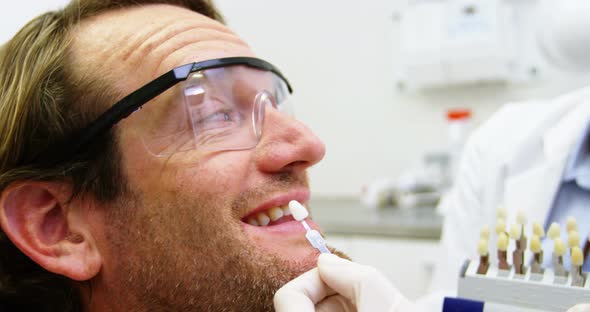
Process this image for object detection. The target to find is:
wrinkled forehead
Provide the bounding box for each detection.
[68,4,255,100]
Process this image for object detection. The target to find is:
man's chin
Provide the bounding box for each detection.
[260,243,320,272]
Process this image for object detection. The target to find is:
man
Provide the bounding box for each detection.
[1,0,421,310]
[0,0,332,310]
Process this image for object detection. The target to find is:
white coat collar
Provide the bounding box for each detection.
[504,91,590,226]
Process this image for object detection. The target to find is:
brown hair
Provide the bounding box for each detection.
[0,1,224,310]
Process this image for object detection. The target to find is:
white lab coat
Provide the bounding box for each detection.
[422,86,590,310]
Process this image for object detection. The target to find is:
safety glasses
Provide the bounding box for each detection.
[45,57,293,163]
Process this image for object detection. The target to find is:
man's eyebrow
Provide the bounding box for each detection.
[145,82,185,120]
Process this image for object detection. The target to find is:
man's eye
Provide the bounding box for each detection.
[204,110,233,122]
[195,109,242,128]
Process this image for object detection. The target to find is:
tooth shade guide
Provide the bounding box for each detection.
[509,224,522,239]
[547,222,561,240]
[497,233,509,251]
[571,246,585,287]
[572,246,584,266]
[476,237,490,274]
[458,260,590,310]
[554,238,566,256]
[532,222,545,238]
[530,235,542,253]
[512,250,525,274]
[568,231,581,248]
[477,239,488,256]
[566,216,578,233]
[530,236,544,275]
[477,252,490,275]
[495,219,507,235]
[465,220,590,303]
[496,232,510,271]
[550,236,568,279]
[497,250,510,271]
[511,226,526,275]
[571,247,585,287]
[289,200,309,221]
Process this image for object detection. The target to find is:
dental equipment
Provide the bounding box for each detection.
[446,217,590,312]
[288,200,331,254]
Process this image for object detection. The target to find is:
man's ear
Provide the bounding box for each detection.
[0,182,102,281]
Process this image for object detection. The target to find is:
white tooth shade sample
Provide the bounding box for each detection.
[289,200,309,221]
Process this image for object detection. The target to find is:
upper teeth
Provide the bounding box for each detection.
[247,206,291,226]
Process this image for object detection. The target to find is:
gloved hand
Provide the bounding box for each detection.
[274,253,414,312]
[568,304,590,312]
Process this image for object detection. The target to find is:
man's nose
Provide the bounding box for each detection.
[254,109,326,174]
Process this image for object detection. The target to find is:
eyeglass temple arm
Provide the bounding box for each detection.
[41,65,191,166]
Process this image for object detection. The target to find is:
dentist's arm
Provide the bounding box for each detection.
[274,254,414,312]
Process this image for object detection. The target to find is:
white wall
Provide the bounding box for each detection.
[214,0,590,196]
[4,0,590,197]
[0,1,69,43]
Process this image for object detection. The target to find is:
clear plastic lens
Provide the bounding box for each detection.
[137,65,292,156]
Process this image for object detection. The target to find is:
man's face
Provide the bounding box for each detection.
[72,4,327,311]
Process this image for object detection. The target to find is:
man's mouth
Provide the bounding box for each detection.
[241,205,295,227]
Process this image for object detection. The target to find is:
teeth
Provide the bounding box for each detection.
[256,213,270,226]
[247,218,259,226]
[282,205,291,216]
[245,204,295,226]
[268,207,284,221]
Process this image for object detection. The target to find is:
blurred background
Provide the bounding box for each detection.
[4,0,590,300]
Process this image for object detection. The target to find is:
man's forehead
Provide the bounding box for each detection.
[69,4,253,94]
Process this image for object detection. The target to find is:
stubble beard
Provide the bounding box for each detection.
[102,179,318,311]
